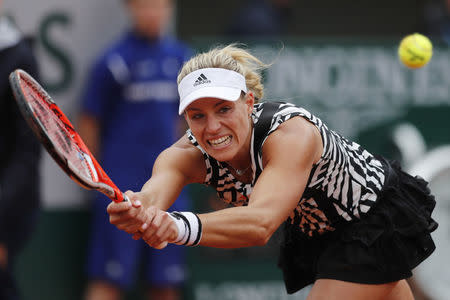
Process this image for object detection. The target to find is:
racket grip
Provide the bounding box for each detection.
[122,193,130,202]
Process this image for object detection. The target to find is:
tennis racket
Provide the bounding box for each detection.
[9,69,128,203]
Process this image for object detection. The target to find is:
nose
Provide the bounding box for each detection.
[205,115,221,133]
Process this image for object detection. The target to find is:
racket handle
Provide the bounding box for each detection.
[122,193,129,202]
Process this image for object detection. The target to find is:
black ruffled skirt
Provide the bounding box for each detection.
[277,159,438,294]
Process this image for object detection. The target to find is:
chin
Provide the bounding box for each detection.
[206,148,236,163]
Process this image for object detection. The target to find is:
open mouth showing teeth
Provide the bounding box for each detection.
[208,135,232,147]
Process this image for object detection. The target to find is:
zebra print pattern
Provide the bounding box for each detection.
[187,133,253,207]
[187,101,386,236]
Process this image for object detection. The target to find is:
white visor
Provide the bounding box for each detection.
[178,68,247,115]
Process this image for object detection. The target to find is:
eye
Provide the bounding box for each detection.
[190,113,204,120]
[218,106,231,114]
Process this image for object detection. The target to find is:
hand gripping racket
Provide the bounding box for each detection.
[9,69,129,203]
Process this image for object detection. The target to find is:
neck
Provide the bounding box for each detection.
[227,162,251,176]
[226,151,252,176]
[229,118,254,175]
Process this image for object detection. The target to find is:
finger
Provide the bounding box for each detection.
[153,241,168,250]
[142,211,162,241]
[109,210,131,225]
[107,200,132,214]
[134,205,150,228]
[109,206,141,223]
[118,203,147,224]
[144,213,175,246]
[118,209,146,234]
[139,206,157,232]
[164,215,179,243]
[109,210,142,233]
[124,190,134,198]
[152,220,174,245]
[132,232,142,240]
[140,222,148,231]
[124,190,142,208]
[132,199,142,208]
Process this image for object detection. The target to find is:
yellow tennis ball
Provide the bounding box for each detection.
[398,33,433,69]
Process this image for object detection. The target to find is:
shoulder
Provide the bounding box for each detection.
[254,101,305,117]
[254,101,314,134]
[172,134,202,154]
[262,111,323,167]
[256,101,326,135]
[162,134,206,184]
[266,115,321,148]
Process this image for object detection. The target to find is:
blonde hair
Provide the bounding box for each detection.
[177,44,269,101]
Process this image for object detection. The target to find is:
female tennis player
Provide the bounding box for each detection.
[107,44,438,299]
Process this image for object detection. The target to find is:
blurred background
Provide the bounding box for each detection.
[3,0,450,299]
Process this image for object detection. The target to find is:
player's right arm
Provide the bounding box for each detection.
[138,134,206,210]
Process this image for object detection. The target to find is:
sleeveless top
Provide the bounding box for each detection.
[187,101,386,237]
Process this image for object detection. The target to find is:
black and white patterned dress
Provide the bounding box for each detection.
[187,101,386,237]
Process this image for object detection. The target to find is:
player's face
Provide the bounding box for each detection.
[184,94,254,164]
[127,0,173,39]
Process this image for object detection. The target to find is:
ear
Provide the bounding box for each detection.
[244,92,255,114]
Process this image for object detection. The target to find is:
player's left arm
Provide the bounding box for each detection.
[138,117,323,249]
[195,117,323,248]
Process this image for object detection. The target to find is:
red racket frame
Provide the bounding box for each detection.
[9,69,126,202]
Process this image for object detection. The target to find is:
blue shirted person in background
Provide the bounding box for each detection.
[78,1,192,299]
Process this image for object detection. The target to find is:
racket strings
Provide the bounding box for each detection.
[32,97,72,154]
[21,78,97,182]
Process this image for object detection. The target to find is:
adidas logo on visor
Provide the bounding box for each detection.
[193,73,211,86]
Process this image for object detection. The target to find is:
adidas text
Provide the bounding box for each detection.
[193,73,211,86]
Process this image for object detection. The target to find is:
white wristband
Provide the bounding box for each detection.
[167,212,187,244]
[167,211,202,246]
